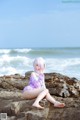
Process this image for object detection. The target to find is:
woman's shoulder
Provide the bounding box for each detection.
[31,71,44,77]
[31,72,38,77]
[31,71,36,76]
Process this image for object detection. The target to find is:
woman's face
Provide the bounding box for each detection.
[35,64,45,73]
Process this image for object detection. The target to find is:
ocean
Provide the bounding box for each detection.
[0,47,80,80]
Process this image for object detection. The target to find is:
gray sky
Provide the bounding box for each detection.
[0,0,80,48]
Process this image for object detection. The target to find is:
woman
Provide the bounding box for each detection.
[22,57,65,109]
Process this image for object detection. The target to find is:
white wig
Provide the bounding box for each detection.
[33,57,45,70]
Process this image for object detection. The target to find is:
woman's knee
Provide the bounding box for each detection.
[44,89,49,94]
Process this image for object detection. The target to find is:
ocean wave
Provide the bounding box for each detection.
[45,58,80,79]
[0,54,33,68]
[0,55,80,79]
[29,48,63,55]
[0,54,33,75]
[0,49,10,54]
[46,58,80,70]
[0,48,32,55]
[11,48,32,53]
[0,48,80,58]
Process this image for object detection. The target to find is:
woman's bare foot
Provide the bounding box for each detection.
[54,101,65,108]
[32,103,44,109]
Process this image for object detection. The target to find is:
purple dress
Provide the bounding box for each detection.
[23,72,46,92]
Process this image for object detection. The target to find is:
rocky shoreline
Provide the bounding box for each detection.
[0,72,80,120]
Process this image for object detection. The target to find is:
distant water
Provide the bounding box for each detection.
[0,47,80,80]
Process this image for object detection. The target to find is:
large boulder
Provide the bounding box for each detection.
[45,73,80,97]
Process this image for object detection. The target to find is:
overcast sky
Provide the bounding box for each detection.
[0,0,80,48]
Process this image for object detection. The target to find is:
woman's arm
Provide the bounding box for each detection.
[41,74,46,89]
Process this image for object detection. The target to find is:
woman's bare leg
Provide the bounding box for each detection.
[32,89,49,109]
[32,89,65,108]
[46,91,65,108]
[22,87,44,99]
[22,88,65,109]
[22,88,48,109]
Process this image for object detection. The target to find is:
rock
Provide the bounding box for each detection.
[25,71,32,79]
[26,108,49,120]
[0,72,80,97]
[0,91,22,99]
[0,96,80,120]
[11,99,50,115]
[0,72,80,120]
[0,75,28,90]
[45,73,80,97]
